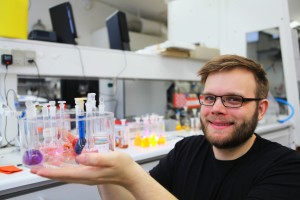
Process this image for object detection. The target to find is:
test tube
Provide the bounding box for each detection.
[49,101,57,141]
[75,100,86,155]
[58,101,66,132]
[41,103,51,146]
[85,101,96,151]
[58,100,75,154]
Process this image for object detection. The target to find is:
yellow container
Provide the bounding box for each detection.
[0,0,28,39]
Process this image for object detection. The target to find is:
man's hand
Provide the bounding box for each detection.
[31,151,178,200]
[31,151,138,186]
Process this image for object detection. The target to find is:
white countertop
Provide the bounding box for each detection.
[0,131,189,193]
[0,123,292,196]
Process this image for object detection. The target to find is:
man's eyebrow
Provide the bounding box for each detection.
[201,92,244,96]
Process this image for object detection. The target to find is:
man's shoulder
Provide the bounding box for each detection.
[255,134,300,162]
[256,134,295,151]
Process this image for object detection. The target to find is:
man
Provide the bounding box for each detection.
[32,55,300,200]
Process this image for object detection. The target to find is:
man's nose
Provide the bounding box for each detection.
[212,97,226,111]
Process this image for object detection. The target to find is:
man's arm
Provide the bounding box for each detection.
[98,175,177,200]
[98,184,135,200]
[31,152,177,200]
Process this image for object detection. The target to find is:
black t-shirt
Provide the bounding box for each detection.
[149,134,300,200]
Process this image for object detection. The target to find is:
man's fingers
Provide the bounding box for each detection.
[32,166,83,178]
[29,151,134,186]
[31,165,119,185]
[76,152,131,167]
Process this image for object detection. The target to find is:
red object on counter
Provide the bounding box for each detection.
[0,165,23,174]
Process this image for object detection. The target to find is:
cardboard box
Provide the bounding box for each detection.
[190,45,220,60]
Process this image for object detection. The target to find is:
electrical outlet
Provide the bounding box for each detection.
[1,49,37,67]
[24,50,36,66]
[11,49,25,66]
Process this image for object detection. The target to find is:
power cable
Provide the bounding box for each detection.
[275,98,295,123]
[28,59,51,101]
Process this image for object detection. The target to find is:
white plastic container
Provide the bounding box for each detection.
[19,110,114,168]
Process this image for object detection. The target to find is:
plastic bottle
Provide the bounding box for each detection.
[141,116,150,147]
[118,119,129,148]
[149,114,157,146]
[41,101,63,160]
[91,97,111,152]
[134,117,142,146]
[181,106,190,131]
[157,116,166,145]
[190,108,198,134]
[175,110,183,131]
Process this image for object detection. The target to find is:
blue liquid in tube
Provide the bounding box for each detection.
[75,115,86,155]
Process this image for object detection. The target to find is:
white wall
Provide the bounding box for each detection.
[288,0,300,22]
[168,0,300,146]
[168,0,220,48]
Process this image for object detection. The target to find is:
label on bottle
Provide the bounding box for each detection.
[93,133,109,152]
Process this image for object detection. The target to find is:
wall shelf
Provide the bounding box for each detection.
[0,38,203,81]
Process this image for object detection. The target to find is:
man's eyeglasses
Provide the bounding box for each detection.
[199,94,263,108]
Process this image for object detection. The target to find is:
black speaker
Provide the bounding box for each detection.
[49,2,77,44]
[28,30,57,42]
[106,11,130,50]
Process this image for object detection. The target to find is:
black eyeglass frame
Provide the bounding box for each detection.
[198,94,264,108]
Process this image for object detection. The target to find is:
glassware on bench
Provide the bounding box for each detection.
[19,99,114,169]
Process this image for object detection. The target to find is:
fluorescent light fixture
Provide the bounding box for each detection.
[290,20,300,28]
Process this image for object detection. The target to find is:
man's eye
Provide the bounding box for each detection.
[226,96,241,102]
[205,96,215,101]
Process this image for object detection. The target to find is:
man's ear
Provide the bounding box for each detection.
[258,99,269,120]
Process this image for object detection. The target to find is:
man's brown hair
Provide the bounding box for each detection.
[198,54,269,98]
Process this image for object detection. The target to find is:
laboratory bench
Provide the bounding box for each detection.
[0,131,185,200]
[0,123,293,200]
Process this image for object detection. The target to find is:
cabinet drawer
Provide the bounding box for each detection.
[7,184,100,200]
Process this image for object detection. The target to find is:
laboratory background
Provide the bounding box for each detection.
[0,0,300,199]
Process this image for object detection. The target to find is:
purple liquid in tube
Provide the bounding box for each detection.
[23,149,43,165]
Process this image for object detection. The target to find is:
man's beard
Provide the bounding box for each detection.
[200,108,259,149]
